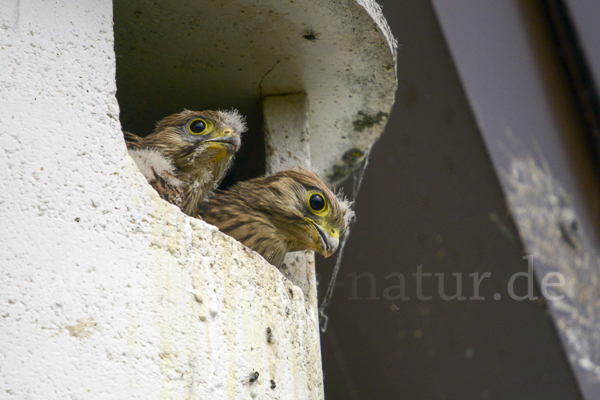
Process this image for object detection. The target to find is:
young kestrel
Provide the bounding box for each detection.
[125,109,246,215]
[196,169,353,267]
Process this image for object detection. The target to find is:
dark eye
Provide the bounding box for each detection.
[189,119,207,134]
[309,193,326,212]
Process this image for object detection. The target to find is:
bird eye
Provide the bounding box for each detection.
[188,119,207,135]
[308,193,326,212]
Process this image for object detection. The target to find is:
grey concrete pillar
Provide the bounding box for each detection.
[263,93,319,324]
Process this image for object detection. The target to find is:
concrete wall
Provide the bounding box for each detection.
[0,1,323,398]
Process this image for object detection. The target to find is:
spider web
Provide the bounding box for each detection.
[319,154,370,332]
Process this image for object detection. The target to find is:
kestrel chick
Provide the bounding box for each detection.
[196,169,353,267]
[125,110,246,215]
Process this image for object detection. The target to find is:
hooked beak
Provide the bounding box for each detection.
[205,134,241,152]
[306,218,340,257]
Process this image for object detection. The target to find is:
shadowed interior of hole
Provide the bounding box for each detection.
[219,109,266,189]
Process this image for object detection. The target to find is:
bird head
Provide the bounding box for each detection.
[242,169,354,258]
[142,109,246,178]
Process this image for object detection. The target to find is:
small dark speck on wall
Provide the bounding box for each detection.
[302,28,320,42]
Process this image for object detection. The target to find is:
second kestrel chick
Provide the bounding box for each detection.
[196,169,354,267]
[125,109,246,215]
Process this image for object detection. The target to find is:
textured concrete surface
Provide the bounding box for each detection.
[0,0,323,398]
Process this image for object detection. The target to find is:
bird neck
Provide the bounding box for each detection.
[178,155,232,215]
[197,192,293,268]
[242,219,291,267]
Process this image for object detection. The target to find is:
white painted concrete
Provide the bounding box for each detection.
[0,1,323,398]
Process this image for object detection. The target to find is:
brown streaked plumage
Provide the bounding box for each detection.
[196,169,354,267]
[125,109,246,215]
